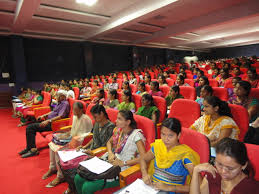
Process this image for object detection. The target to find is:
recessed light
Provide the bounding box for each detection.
[76,0,98,6]
[170,36,190,41]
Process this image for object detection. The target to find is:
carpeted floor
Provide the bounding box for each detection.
[0,109,67,194]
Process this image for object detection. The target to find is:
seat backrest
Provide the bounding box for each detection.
[153,96,167,123]
[145,84,151,92]
[180,127,210,163]
[250,88,259,99]
[184,79,194,87]
[179,86,196,100]
[73,87,80,100]
[212,87,228,101]
[117,92,123,103]
[169,99,201,128]
[85,103,95,122]
[134,114,156,151]
[186,74,193,79]
[209,79,219,87]
[159,85,170,97]
[132,93,142,111]
[106,108,119,123]
[245,143,259,181]
[42,92,52,106]
[166,79,175,87]
[228,104,249,141]
[169,74,177,80]
[117,78,123,89]
[130,84,137,93]
[224,78,234,88]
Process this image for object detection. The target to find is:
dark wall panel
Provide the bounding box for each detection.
[92,43,132,74]
[23,38,85,81]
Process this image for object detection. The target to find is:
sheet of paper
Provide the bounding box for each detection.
[118,179,158,194]
[79,156,113,174]
[58,150,86,162]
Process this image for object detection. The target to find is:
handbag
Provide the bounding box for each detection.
[77,161,121,189]
[59,151,91,170]
[52,132,72,146]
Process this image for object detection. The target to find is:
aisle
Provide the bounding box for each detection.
[0,109,66,194]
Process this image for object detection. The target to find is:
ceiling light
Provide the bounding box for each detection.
[186,32,200,37]
[76,0,98,6]
[170,36,190,41]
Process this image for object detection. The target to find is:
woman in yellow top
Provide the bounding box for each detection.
[140,118,200,194]
[190,96,239,147]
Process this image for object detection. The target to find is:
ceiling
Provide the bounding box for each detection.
[0,0,259,51]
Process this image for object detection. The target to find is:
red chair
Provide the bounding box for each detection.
[184,79,194,87]
[186,74,193,79]
[153,96,167,124]
[179,86,196,100]
[250,88,259,99]
[132,93,142,111]
[117,78,123,89]
[166,79,175,87]
[245,143,259,181]
[145,84,151,92]
[212,87,228,101]
[106,108,119,123]
[85,103,95,123]
[169,74,177,80]
[180,127,210,163]
[209,79,219,87]
[25,92,52,119]
[73,87,80,100]
[224,78,234,88]
[229,104,249,142]
[117,92,123,103]
[159,85,170,97]
[130,84,137,93]
[168,99,201,128]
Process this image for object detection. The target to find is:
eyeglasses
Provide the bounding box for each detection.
[215,161,241,173]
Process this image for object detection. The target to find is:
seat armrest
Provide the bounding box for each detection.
[92,147,107,156]
[119,164,141,188]
[52,118,71,132]
[34,106,51,119]
[59,125,72,131]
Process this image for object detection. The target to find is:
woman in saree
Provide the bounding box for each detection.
[141,118,200,194]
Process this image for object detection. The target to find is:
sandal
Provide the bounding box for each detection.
[46,177,65,188]
[42,169,57,180]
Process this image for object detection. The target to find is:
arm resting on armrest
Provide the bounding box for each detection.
[34,106,51,119]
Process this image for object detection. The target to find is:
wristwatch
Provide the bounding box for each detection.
[123,161,127,166]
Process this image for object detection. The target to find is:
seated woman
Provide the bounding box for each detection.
[136,94,159,124]
[66,85,75,99]
[89,80,99,97]
[195,76,209,97]
[195,85,213,113]
[190,96,239,147]
[109,77,119,90]
[149,81,164,97]
[165,85,184,111]
[42,101,93,187]
[122,73,129,82]
[144,74,152,86]
[14,88,34,117]
[212,68,220,79]
[136,82,148,96]
[74,110,146,194]
[244,116,259,145]
[190,137,259,194]
[246,68,259,88]
[122,81,132,93]
[116,90,136,113]
[91,89,105,105]
[141,118,200,194]
[232,66,244,79]
[216,68,231,87]
[228,80,259,122]
[227,76,242,99]
[17,90,43,127]
[175,75,190,87]
[194,70,205,87]
[79,81,92,99]
[158,75,168,86]
[129,72,137,85]
[103,89,119,109]
[103,78,110,90]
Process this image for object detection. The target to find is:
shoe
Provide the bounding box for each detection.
[42,169,57,180]
[21,150,39,158]
[46,177,65,188]
[18,148,29,155]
